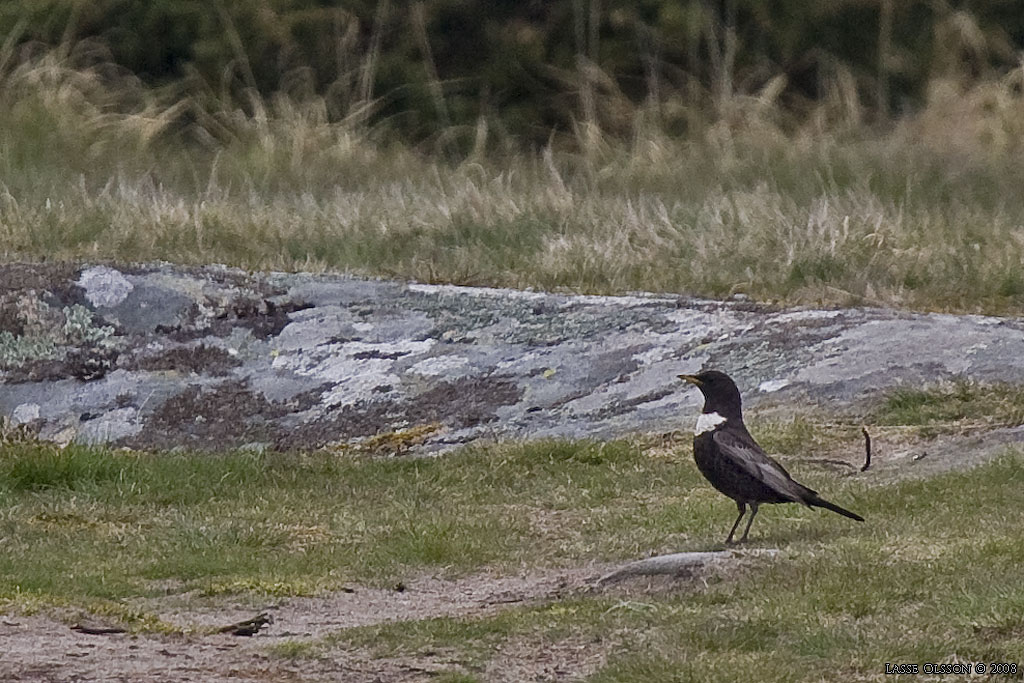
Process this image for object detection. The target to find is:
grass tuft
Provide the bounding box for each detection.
[0,444,137,493]
[264,639,323,659]
[875,380,1024,428]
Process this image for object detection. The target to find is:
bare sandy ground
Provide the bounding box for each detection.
[1,565,627,682]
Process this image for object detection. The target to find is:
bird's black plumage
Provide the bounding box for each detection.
[679,370,864,543]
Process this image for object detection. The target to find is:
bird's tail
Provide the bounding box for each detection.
[809,496,864,522]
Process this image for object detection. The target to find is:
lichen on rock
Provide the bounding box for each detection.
[0,298,115,369]
[2,261,1024,453]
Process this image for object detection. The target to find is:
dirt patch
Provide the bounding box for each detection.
[128,345,242,376]
[0,553,770,683]
[0,565,619,683]
[128,380,319,450]
[408,375,523,429]
[483,634,611,682]
[285,400,403,448]
[0,613,350,683]
[0,262,85,307]
[157,298,311,342]
[118,374,519,452]
[208,298,312,340]
[282,376,523,450]
[2,347,119,384]
[158,567,602,636]
[145,380,284,448]
[0,295,28,337]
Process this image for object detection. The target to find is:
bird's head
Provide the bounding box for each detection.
[678,370,743,418]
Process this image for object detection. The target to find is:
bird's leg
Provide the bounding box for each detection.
[725,502,746,544]
[739,503,759,542]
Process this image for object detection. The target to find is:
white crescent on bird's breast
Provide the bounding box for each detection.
[694,411,727,436]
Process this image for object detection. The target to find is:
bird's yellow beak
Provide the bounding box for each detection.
[678,374,702,386]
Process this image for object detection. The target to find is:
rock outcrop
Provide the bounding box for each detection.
[1,262,1022,452]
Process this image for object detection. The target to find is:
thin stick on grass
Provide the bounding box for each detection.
[861,426,872,471]
[71,624,126,635]
[218,613,273,637]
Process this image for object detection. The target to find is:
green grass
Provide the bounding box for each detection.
[0,401,974,610]
[316,454,1024,681]
[1,430,1022,679]
[0,439,756,605]
[874,380,1024,428]
[265,639,320,659]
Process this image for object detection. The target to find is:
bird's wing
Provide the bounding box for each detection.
[712,429,812,502]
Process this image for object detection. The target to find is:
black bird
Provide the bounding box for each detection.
[679,370,864,543]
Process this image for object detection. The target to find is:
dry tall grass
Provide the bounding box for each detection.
[3,44,1024,314]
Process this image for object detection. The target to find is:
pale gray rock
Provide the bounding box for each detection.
[1,261,1023,452]
[77,266,134,308]
[11,402,40,424]
[76,407,143,444]
[597,549,782,584]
